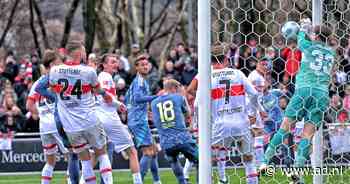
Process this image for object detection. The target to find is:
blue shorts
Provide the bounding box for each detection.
[128,123,153,148]
[164,142,198,164]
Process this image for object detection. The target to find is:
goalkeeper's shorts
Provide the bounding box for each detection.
[284,87,329,128]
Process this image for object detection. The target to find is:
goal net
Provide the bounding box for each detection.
[206,0,350,183]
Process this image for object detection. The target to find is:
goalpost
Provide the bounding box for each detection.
[311,1,324,184]
[198,0,212,184]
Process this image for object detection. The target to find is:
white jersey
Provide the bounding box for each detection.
[28,78,57,134]
[49,64,99,133]
[96,71,121,122]
[247,70,265,128]
[211,68,258,136]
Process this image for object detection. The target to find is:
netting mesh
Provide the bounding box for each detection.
[210,0,350,183]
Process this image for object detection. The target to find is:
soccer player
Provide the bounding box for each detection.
[151,79,198,184]
[247,58,270,168]
[96,53,143,184]
[26,50,69,184]
[125,54,161,184]
[211,43,261,184]
[49,41,113,184]
[33,49,80,184]
[261,19,335,183]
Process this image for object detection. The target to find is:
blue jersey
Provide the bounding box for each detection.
[259,89,284,134]
[151,93,194,150]
[125,74,157,126]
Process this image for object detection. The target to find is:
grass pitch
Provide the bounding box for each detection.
[0,167,349,184]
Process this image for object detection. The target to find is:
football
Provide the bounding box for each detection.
[281,21,300,39]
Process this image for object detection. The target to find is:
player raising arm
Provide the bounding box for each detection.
[261,19,336,184]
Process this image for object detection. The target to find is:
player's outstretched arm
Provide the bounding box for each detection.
[298,18,313,51]
[34,75,56,102]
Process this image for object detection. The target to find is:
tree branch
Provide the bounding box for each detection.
[144,12,169,49]
[60,0,80,48]
[0,0,19,48]
[149,0,172,27]
[29,0,41,58]
[159,0,188,73]
[33,0,49,49]
[82,0,96,54]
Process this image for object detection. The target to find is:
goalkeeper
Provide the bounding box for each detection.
[261,18,335,176]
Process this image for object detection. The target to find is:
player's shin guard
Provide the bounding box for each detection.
[264,128,288,164]
[183,159,193,179]
[150,155,161,182]
[140,155,151,180]
[295,138,311,167]
[170,160,186,184]
[68,153,80,184]
[81,160,96,184]
[217,148,227,182]
[41,163,54,184]
[254,136,264,167]
[98,154,113,184]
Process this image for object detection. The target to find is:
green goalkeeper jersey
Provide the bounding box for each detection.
[295,31,336,91]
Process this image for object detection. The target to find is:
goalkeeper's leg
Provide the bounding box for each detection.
[262,117,295,167]
[295,122,315,167]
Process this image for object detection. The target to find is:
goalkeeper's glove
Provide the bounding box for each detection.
[300,18,312,34]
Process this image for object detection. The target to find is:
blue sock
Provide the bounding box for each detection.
[150,155,160,182]
[68,153,80,184]
[100,142,114,184]
[140,155,151,180]
[170,160,186,184]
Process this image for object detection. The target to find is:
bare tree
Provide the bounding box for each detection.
[95,0,118,53]
[159,0,188,73]
[143,0,174,49]
[0,0,20,48]
[33,0,50,49]
[60,0,80,48]
[29,0,41,57]
[82,0,96,54]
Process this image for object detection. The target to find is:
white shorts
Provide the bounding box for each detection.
[41,132,69,155]
[66,124,107,153]
[212,132,254,156]
[101,119,134,153]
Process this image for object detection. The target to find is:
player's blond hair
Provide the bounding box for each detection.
[163,79,181,90]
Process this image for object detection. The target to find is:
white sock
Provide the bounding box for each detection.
[66,170,72,184]
[153,181,162,184]
[81,160,96,184]
[79,173,85,184]
[98,154,113,184]
[217,149,227,181]
[41,163,54,184]
[254,136,264,167]
[132,172,143,184]
[183,159,193,179]
[245,160,258,184]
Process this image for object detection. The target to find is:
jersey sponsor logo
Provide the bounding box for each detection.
[217,106,243,116]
